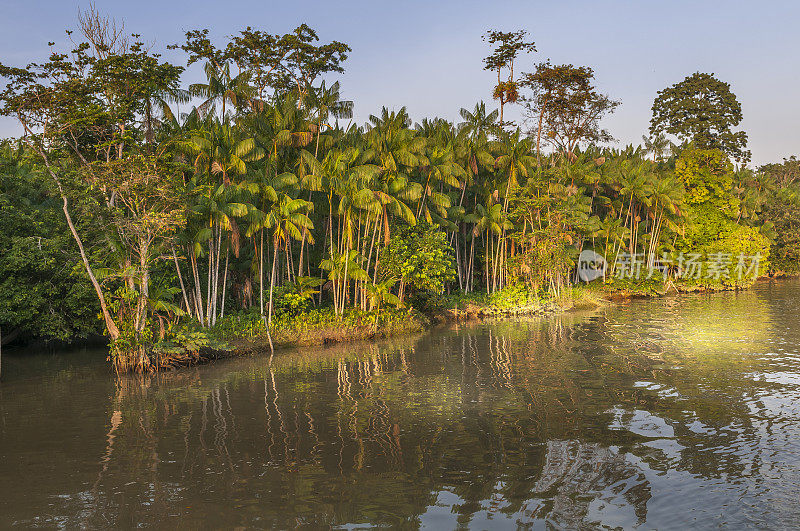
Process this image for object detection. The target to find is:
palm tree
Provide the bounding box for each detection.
[189,61,255,121]
[189,180,251,326]
[471,201,509,293]
[244,170,298,322]
[617,159,655,257]
[190,121,264,186]
[264,194,314,324]
[305,80,353,157]
[492,129,536,211]
[642,134,670,162]
[365,278,401,329]
[458,101,499,140]
[645,175,683,268]
[320,249,370,315]
[416,142,465,222]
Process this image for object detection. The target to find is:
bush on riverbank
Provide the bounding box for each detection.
[213,306,424,346]
[144,306,424,368]
[439,283,604,318]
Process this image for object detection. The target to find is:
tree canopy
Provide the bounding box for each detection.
[650,72,749,163]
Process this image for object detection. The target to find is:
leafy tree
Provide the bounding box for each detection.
[0,143,99,345]
[0,25,184,353]
[521,62,619,159]
[674,147,737,213]
[759,156,800,187]
[177,25,351,101]
[650,72,750,162]
[377,222,455,302]
[755,156,800,273]
[482,30,536,127]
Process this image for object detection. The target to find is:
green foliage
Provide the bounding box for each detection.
[365,278,401,310]
[674,147,736,211]
[153,327,220,356]
[209,310,266,340]
[3,14,800,373]
[378,221,456,296]
[520,62,620,155]
[677,204,771,287]
[0,143,99,343]
[486,283,537,308]
[757,158,800,274]
[603,276,666,296]
[650,72,750,162]
[275,276,323,314]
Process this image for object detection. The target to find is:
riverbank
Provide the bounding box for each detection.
[117,275,793,372]
[147,307,428,371]
[169,286,605,368]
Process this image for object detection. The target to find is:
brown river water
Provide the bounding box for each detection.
[2,280,800,529]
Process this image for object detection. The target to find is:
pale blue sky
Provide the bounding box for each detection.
[1,0,797,165]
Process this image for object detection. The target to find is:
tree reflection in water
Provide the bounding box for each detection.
[2,281,800,527]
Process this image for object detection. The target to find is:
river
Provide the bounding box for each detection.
[2,280,800,528]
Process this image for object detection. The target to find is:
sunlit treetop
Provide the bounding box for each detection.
[171,25,351,100]
[650,72,750,163]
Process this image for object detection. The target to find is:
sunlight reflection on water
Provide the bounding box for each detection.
[2,280,800,528]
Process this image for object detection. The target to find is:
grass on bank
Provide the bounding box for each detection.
[145,272,761,370]
[150,305,426,363]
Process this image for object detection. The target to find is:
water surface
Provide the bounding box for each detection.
[2,280,800,528]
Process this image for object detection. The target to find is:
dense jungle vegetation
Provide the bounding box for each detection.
[1,13,798,371]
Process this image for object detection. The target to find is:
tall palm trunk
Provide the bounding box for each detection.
[172,247,191,317]
[220,248,229,319]
[259,230,265,320]
[190,247,204,321]
[268,239,278,324]
[536,96,548,162]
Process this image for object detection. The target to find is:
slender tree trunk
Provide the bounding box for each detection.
[206,233,214,327]
[268,240,278,324]
[341,250,350,316]
[173,248,192,318]
[259,229,265,319]
[190,248,204,321]
[536,95,548,162]
[297,229,307,278]
[135,236,150,335]
[56,174,121,339]
[193,254,202,319]
[468,234,475,293]
[485,236,491,294]
[497,69,504,126]
[212,231,223,325]
[220,248,229,319]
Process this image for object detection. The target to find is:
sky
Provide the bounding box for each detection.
[1,0,798,166]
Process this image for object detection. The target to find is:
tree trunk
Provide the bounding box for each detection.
[135,236,150,335]
[190,248,204,321]
[21,133,120,340]
[220,248,229,319]
[65,197,120,338]
[206,232,214,326]
[268,240,278,324]
[172,248,192,318]
[259,229,265,319]
[536,95,548,162]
